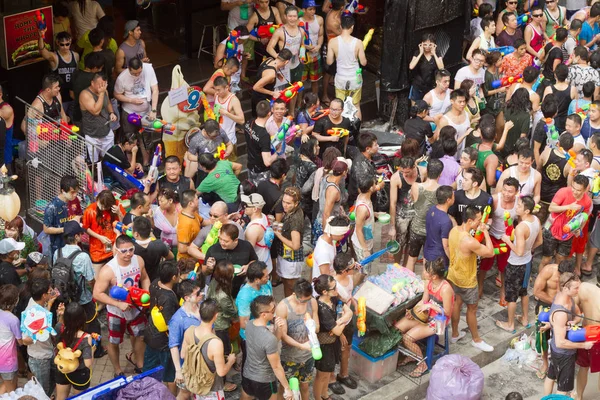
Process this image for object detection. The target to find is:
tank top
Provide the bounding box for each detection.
[509,166,536,197]
[507,219,540,265]
[448,229,478,288]
[543,7,564,38]
[334,36,361,91]
[81,89,110,138]
[411,185,438,236]
[280,298,313,363]
[301,16,320,50]
[158,175,191,197]
[316,177,342,222]
[551,84,572,130]
[253,59,277,102]
[256,7,276,26]
[246,215,273,272]
[119,40,145,69]
[473,143,494,176]
[215,93,236,144]
[442,111,470,161]
[397,170,421,218]
[550,300,577,356]
[428,89,452,117]
[427,280,454,324]
[351,199,375,249]
[105,256,143,320]
[36,94,62,120]
[541,150,568,203]
[283,27,302,69]
[54,50,77,100]
[489,192,518,239]
[529,24,544,53]
[194,335,224,392]
[478,32,496,51]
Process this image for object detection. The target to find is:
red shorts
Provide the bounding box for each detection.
[479,236,511,272]
[107,311,148,345]
[570,220,590,256]
[576,341,600,373]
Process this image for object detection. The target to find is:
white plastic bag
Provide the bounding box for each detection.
[0,377,50,399]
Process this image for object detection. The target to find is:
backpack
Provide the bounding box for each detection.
[181,331,218,395]
[51,248,83,303]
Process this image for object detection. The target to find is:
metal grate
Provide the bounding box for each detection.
[17,97,100,223]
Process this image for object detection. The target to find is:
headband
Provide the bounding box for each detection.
[324,217,350,236]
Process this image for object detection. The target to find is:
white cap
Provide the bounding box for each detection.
[0,238,25,254]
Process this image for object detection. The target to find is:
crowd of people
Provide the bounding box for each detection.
[2,0,600,399]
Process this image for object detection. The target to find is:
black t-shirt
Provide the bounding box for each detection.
[257,179,284,215]
[0,261,20,287]
[144,279,179,351]
[403,117,433,155]
[205,240,258,269]
[104,145,131,174]
[449,189,492,225]
[134,240,170,282]
[532,119,548,157]
[542,44,564,82]
[158,175,191,199]
[411,50,441,92]
[313,117,352,158]
[122,212,136,226]
[245,120,271,173]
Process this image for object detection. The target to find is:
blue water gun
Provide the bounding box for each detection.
[517,13,530,27]
[225,30,239,59]
[532,75,545,92]
[488,46,515,56]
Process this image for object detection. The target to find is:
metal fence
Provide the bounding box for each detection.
[17,97,100,223]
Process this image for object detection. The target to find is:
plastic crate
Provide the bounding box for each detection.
[349,343,399,383]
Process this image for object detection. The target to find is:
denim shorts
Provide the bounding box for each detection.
[143,346,176,382]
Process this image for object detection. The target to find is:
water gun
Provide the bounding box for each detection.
[473,201,492,242]
[357,297,367,336]
[359,241,398,266]
[271,116,294,154]
[593,174,600,197]
[298,22,311,46]
[289,377,301,400]
[90,333,101,348]
[538,307,550,323]
[214,142,227,160]
[348,205,356,221]
[225,30,239,59]
[127,113,175,132]
[201,221,223,254]
[146,143,162,186]
[495,165,504,182]
[504,211,515,241]
[517,13,530,27]
[488,46,515,56]
[200,92,216,121]
[345,0,367,14]
[563,212,588,235]
[494,243,508,255]
[545,118,559,149]
[306,253,314,268]
[256,24,280,39]
[561,147,576,168]
[491,74,523,89]
[304,313,322,360]
[273,81,304,104]
[188,263,200,281]
[576,103,590,121]
[566,325,600,342]
[327,127,350,137]
[532,75,545,92]
[113,221,133,238]
[36,10,46,37]
[60,121,80,139]
[109,285,150,307]
[311,108,330,121]
[299,43,307,64]
[363,28,375,49]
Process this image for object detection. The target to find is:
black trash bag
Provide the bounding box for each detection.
[358,329,403,358]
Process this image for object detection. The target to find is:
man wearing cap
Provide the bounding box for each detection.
[115,20,148,75]
[0,238,26,287]
[243,193,273,275]
[55,221,105,357]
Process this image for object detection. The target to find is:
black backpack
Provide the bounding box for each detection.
[51,248,83,303]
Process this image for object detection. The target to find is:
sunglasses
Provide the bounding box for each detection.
[532,13,543,17]
[507,1,517,4]
[59,42,71,47]
[116,247,135,254]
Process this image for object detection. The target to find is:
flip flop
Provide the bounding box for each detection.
[397,357,415,367]
[515,315,532,329]
[223,382,237,392]
[499,298,508,307]
[536,369,547,379]
[409,367,430,378]
[581,268,593,277]
[125,352,142,374]
[496,320,516,334]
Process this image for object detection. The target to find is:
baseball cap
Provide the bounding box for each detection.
[302,0,320,8]
[27,252,49,268]
[63,220,85,237]
[0,238,25,254]
[241,193,266,207]
[123,20,140,39]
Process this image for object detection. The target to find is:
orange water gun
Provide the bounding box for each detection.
[200,92,216,120]
[357,297,366,336]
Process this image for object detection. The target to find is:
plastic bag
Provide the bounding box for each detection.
[502,333,538,367]
[0,377,50,399]
[116,376,176,400]
[358,330,403,358]
[426,354,484,400]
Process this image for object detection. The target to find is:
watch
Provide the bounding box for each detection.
[151,109,157,112]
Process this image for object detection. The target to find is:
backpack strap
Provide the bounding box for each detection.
[62,332,88,351]
[67,250,83,261]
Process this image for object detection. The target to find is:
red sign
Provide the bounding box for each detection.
[2,6,54,70]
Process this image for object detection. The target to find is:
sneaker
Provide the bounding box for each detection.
[450,331,467,344]
[471,340,494,352]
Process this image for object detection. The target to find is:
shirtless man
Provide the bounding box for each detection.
[496,147,542,204]
[533,260,576,379]
[321,0,344,106]
[574,282,600,400]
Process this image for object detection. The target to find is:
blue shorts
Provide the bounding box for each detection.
[409,86,426,101]
[143,346,176,383]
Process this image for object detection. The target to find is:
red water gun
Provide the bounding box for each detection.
[567,325,600,342]
[504,211,515,241]
[474,204,492,242]
[257,24,281,39]
[109,285,150,308]
[491,74,523,89]
[273,82,304,104]
[494,243,508,255]
[36,10,46,38]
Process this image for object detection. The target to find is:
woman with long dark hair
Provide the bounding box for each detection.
[311,147,343,221]
[296,92,321,138]
[82,190,124,274]
[152,188,181,254]
[460,79,482,128]
[54,302,94,399]
[206,260,238,392]
[503,87,532,157]
[297,137,320,219]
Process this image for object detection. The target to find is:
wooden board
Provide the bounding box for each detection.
[353,281,396,315]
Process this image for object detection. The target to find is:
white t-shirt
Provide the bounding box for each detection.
[114,63,158,114]
[454,66,486,89]
[312,237,336,280]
